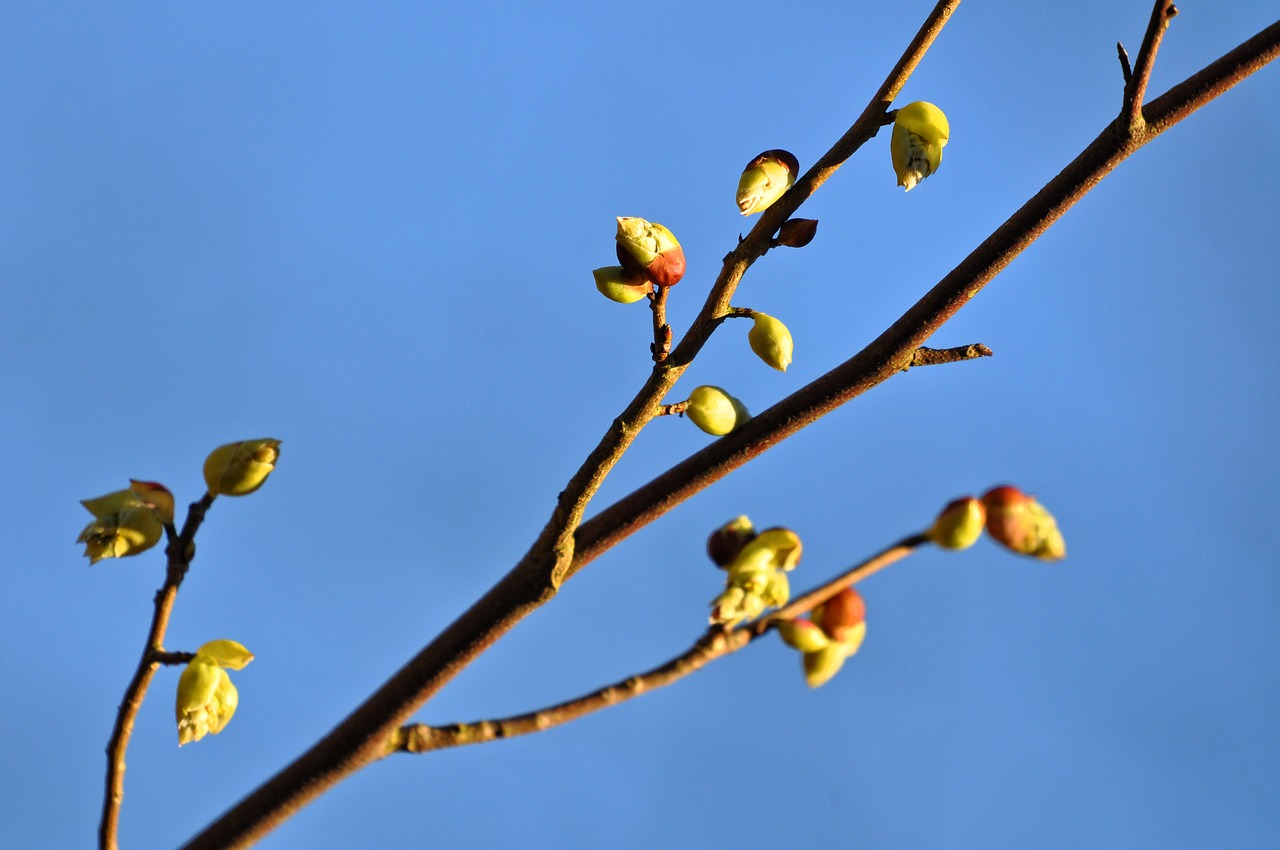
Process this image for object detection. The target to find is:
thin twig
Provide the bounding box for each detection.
[392,535,927,754]
[649,285,672,363]
[1117,41,1133,83]
[1123,0,1179,129]
[655,401,689,417]
[100,493,213,850]
[906,343,993,369]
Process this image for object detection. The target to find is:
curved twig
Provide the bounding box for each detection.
[392,535,927,754]
[100,493,214,850]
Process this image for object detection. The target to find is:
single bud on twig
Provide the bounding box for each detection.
[615,216,686,287]
[736,149,799,216]
[685,385,750,436]
[927,496,986,550]
[707,515,757,567]
[981,485,1066,561]
[891,101,949,191]
[776,218,818,248]
[203,439,281,497]
[747,312,794,372]
[592,265,650,304]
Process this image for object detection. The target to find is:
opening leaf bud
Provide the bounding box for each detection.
[747,312,794,372]
[685,385,750,436]
[736,149,799,216]
[175,639,254,746]
[891,101,949,191]
[203,439,281,497]
[77,487,165,565]
[615,216,686,287]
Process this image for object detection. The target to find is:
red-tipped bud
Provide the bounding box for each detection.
[982,485,1066,561]
[707,515,757,567]
[615,217,686,287]
[814,587,866,644]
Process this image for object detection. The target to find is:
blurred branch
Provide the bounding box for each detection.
[183,5,1280,848]
[100,493,213,850]
[392,535,927,755]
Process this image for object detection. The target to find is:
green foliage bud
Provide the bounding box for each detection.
[76,487,165,565]
[747,312,794,372]
[175,639,254,746]
[685,385,750,436]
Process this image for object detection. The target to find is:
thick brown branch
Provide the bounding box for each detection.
[179,6,962,847]
[907,343,993,369]
[392,536,926,755]
[100,492,214,850]
[181,11,1280,849]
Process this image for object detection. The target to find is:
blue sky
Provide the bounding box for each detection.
[3,2,1278,848]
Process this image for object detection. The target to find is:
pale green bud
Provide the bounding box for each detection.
[747,312,794,372]
[685,385,750,436]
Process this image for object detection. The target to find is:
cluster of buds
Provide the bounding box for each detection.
[707,518,802,628]
[747,312,794,372]
[925,486,1065,561]
[204,438,281,497]
[593,216,686,304]
[776,587,867,688]
[175,639,254,746]
[891,101,949,191]
[684,385,750,436]
[76,480,174,565]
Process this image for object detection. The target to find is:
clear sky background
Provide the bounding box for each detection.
[3,2,1278,848]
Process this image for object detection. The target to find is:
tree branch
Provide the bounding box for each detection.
[180,5,963,847]
[100,493,214,850]
[182,7,1280,848]
[1123,0,1178,130]
[392,535,927,755]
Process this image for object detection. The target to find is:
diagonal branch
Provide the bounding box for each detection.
[182,7,1280,849]
[392,535,927,755]
[180,5,963,847]
[100,493,214,850]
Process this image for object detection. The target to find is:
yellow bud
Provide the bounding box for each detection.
[175,658,239,746]
[736,149,798,216]
[592,265,650,304]
[891,101,949,191]
[802,644,849,688]
[203,438,281,497]
[927,496,986,550]
[615,216,686,287]
[747,312,794,372]
[685,385,750,436]
[77,489,164,565]
[776,619,831,653]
